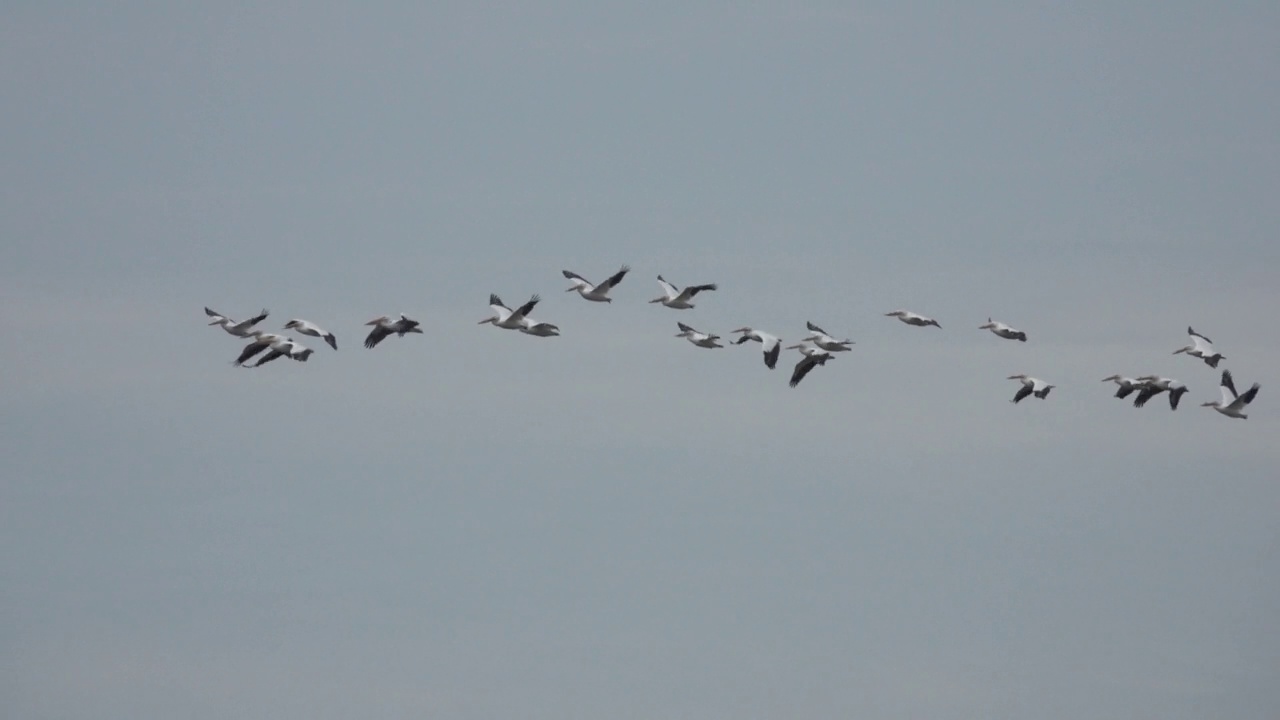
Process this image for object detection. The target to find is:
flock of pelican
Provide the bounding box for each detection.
[204,268,1263,419]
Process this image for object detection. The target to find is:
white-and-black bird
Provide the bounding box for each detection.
[364,314,423,349]
[1172,327,1225,368]
[206,307,269,337]
[649,276,717,309]
[1008,374,1054,403]
[284,319,337,350]
[1201,370,1260,419]
[562,265,630,302]
[1132,376,1189,410]
[729,327,782,369]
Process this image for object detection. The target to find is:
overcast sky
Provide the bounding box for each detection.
[3,3,1278,719]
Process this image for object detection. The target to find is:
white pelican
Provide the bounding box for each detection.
[364,314,423,349]
[730,327,782,369]
[1101,375,1145,400]
[251,337,314,367]
[518,318,561,337]
[233,332,288,367]
[1007,374,1054,403]
[283,319,337,350]
[786,344,833,388]
[649,275,717,309]
[562,265,630,302]
[479,294,541,330]
[675,322,723,349]
[206,307,269,337]
[1172,326,1225,368]
[1201,370,1260,419]
[1132,375,1189,410]
[885,310,941,328]
[979,318,1027,342]
[802,321,853,352]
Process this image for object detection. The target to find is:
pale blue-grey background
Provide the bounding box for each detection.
[3,3,1278,718]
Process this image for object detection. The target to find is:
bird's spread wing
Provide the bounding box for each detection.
[1133,385,1162,408]
[1188,326,1212,344]
[1221,370,1238,399]
[682,283,717,299]
[1114,384,1137,399]
[562,270,588,284]
[1169,387,1185,410]
[1012,385,1032,403]
[805,321,829,335]
[600,265,630,289]
[1236,383,1261,407]
[789,357,818,388]
[656,276,679,298]
[233,341,270,366]
[244,309,269,326]
[364,325,391,349]
[763,339,780,369]
[324,333,337,350]
[677,321,696,333]
[489,294,509,311]
[204,307,225,320]
[512,294,541,320]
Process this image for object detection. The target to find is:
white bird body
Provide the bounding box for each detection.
[364,314,423,349]
[1132,375,1189,410]
[730,327,782,369]
[649,275,717,309]
[479,294,540,330]
[1007,374,1054,403]
[206,307,269,337]
[979,318,1027,342]
[1202,370,1260,419]
[284,319,337,350]
[563,265,630,302]
[785,343,833,388]
[802,321,853,352]
[1173,327,1225,368]
[1101,375,1145,400]
[675,322,723,349]
[885,310,941,328]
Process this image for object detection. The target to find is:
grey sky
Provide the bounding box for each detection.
[3,3,1278,718]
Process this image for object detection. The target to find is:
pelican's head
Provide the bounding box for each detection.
[1101,375,1122,382]
[649,296,666,304]
[785,343,807,350]
[1007,374,1028,381]
[365,316,389,326]
[1199,401,1219,408]
[979,319,995,330]
[478,317,495,325]
[729,327,752,334]
[207,319,223,326]
[885,311,904,317]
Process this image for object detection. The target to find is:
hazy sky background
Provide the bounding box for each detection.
[3,3,1278,718]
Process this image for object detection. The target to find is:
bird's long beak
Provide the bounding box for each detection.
[207,320,220,325]
[477,318,492,325]
[564,286,575,292]
[649,297,664,303]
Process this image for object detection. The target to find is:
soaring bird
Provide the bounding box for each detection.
[1172,327,1225,368]
[729,327,782,369]
[786,344,833,388]
[675,322,723,349]
[649,275,717,309]
[562,265,630,302]
[251,337,314,367]
[1132,376,1189,410]
[233,332,287,367]
[1201,370,1260,419]
[1101,375,1145,400]
[802,322,854,352]
[885,310,941,328]
[479,294,541,330]
[979,318,1027,342]
[364,314,423,349]
[284,319,337,350]
[1007,374,1054,403]
[206,307,269,337]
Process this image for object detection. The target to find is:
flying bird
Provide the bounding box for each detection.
[479,294,541,330]
[206,307,269,337]
[1132,376,1189,410]
[649,275,717,309]
[364,314,423,349]
[1172,327,1225,368]
[518,317,561,337]
[885,310,941,328]
[232,332,288,366]
[979,318,1027,342]
[250,337,314,367]
[562,265,630,302]
[1201,370,1260,419]
[730,327,782,369]
[802,322,853,352]
[1007,374,1054,403]
[675,322,723,349]
[1101,375,1145,399]
[283,319,337,350]
[786,344,833,388]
